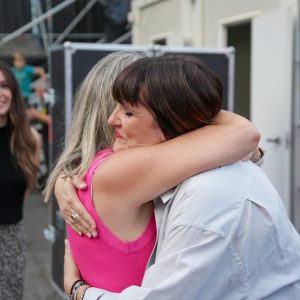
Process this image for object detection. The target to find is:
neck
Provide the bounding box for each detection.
[0,116,8,128]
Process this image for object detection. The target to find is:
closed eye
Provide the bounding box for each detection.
[125,111,134,117]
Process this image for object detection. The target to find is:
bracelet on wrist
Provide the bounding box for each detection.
[69,279,81,296]
[253,147,265,165]
[80,285,90,300]
[73,284,86,300]
[69,279,87,299]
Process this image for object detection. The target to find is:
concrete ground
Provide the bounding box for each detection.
[23,192,64,300]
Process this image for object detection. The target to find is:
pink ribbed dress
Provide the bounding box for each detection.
[67,148,156,292]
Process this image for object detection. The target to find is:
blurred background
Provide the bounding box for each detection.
[1,0,300,299]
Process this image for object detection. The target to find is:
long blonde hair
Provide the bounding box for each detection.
[44,51,144,202]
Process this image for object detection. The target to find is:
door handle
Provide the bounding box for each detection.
[266,137,281,145]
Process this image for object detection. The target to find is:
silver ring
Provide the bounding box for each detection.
[70,212,79,224]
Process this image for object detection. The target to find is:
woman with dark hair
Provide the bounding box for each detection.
[63,54,300,300]
[0,61,41,299]
[48,53,261,299]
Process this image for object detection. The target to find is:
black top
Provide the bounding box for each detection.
[0,124,26,224]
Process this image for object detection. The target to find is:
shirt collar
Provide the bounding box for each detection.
[160,188,176,204]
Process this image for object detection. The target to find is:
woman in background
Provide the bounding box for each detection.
[0,61,41,299]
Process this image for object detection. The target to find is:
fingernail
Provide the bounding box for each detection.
[78,231,82,236]
[92,231,98,238]
[86,232,91,238]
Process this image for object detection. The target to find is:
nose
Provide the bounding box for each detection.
[108,104,121,128]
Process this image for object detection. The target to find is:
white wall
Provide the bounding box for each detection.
[202,0,280,46]
[131,0,183,45]
[131,0,298,47]
[131,0,207,45]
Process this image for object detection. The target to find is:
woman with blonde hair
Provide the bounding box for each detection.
[0,61,41,299]
[44,52,144,202]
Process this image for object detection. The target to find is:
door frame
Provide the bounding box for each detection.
[218,8,294,216]
[217,10,262,47]
[217,11,261,114]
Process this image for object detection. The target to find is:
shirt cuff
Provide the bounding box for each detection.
[84,287,106,299]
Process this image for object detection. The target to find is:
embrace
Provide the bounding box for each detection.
[45,52,300,300]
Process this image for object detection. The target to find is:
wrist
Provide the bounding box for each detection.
[69,279,87,299]
[76,285,90,300]
[253,147,265,166]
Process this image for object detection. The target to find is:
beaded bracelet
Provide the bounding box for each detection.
[73,284,86,300]
[69,279,83,296]
[70,280,87,300]
[80,286,89,300]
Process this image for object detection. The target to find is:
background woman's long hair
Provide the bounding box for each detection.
[44,51,144,202]
[0,61,39,191]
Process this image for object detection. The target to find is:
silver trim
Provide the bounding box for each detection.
[64,44,73,137]
[226,47,235,112]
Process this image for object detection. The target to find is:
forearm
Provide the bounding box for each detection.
[159,110,258,169]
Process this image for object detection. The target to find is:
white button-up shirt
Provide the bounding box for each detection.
[85,161,300,299]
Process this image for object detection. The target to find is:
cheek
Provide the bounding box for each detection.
[1,90,12,104]
[3,88,12,99]
[138,124,166,144]
[149,122,166,143]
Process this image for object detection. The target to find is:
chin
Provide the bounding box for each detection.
[112,142,127,152]
[0,110,9,117]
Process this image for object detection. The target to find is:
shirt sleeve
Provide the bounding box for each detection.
[84,225,228,300]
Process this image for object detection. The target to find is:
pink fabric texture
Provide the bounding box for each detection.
[67,148,156,292]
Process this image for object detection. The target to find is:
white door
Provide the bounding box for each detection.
[251,8,293,213]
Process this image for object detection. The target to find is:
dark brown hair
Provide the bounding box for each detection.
[112,54,223,139]
[0,61,39,191]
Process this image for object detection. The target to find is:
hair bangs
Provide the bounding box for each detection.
[112,58,148,107]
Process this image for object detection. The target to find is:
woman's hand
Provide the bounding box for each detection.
[64,239,81,294]
[54,174,97,238]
